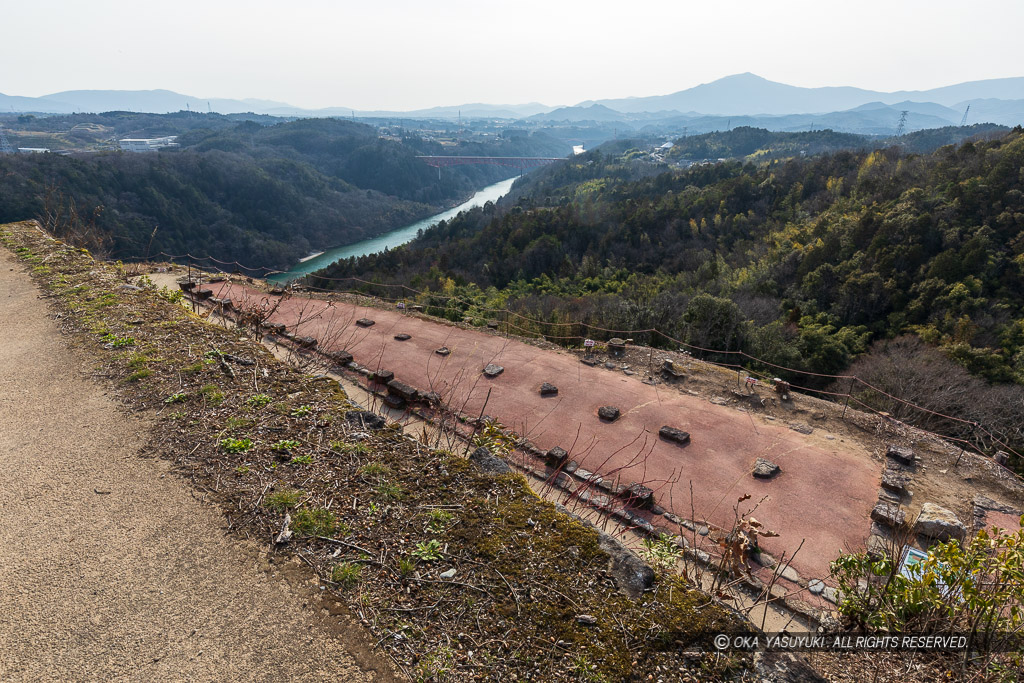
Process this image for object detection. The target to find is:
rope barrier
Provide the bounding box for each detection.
[127,250,1024,472]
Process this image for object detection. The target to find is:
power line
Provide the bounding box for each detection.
[895,110,909,138]
[0,129,14,155]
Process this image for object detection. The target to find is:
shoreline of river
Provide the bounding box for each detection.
[272,176,517,282]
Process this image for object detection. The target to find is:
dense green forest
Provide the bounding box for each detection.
[0,117,564,268]
[662,124,1007,161]
[314,128,1024,460]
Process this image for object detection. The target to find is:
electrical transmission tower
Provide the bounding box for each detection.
[895,110,909,137]
[960,104,970,127]
[0,129,14,154]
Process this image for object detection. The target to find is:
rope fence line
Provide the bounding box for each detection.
[128,250,1024,474]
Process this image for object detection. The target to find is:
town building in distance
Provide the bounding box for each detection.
[119,136,179,152]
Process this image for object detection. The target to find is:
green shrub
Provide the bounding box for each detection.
[265,489,303,512]
[291,508,338,537]
[831,520,1024,660]
[247,393,272,408]
[331,562,362,589]
[220,437,253,453]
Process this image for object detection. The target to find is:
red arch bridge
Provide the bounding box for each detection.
[415,155,564,175]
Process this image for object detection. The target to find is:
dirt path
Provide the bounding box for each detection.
[0,251,397,682]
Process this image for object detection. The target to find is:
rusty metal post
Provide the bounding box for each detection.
[841,377,856,420]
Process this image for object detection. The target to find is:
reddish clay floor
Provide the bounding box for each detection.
[210,284,880,585]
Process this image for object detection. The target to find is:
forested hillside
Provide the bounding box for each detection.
[663,124,1007,161]
[314,129,1024,455]
[0,117,564,268]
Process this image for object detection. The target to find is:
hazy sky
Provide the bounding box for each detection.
[4,0,1022,110]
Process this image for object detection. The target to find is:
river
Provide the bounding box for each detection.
[271,176,517,282]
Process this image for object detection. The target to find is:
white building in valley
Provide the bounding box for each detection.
[119,136,179,152]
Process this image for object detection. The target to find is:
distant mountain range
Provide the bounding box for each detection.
[3,74,1024,132]
[577,72,1024,115]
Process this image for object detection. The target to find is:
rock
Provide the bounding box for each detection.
[439,568,457,580]
[808,579,825,594]
[870,502,906,527]
[623,483,654,509]
[598,406,620,421]
[348,432,370,442]
[329,350,354,365]
[753,652,828,683]
[372,369,394,384]
[661,358,685,376]
[386,379,418,401]
[664,512,682,525]
[625,511,655,534]
[469,446,511,475]
[269,286,285,296]
[867,534,890,557]
[649,504,665,516]
[539,382,559,396]
[869,521,892,539]
[993,451,1009,466]
[877,488,901,504]
[209,297,233,310]
[486,320,499,329]
[345,411,387,431]
[788,422,813,435]
[752,457,780,479]
[687,548,711,563]
[419,391,441,405]
[355,318,375,327]
[545,446,568,467]
[596,533,655,598]
[881,468,909,493]
[779,564,801,583]
[435,346,451,356]
[382,393,406,409]
[580,357,597,366]
[822,586,839,604]
[623,369,635,376]
[604,362,616,369]
[916,503,966,542]
[575,614,597,626]
[659,426,691,446]
[296,335,317,349]
[564,460,579,474]
[752,550,778,569]
[264,322,286,334]
[482,364,504,378]
[607,338,626,357]
[274,513,292,545]
[551,472,573,491]
[886,444,915,465]
[196,288,214,300]
[393,333,411,341]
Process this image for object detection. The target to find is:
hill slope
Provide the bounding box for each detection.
[0,116,564,269]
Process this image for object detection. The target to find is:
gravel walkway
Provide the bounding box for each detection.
[0,249,396,682]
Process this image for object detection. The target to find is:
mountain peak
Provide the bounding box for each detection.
[718,72,768,82]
